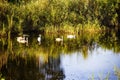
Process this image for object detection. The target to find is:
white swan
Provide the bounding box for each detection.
[55,36,63,42]
[17,36,28,43]
[17,34,29,44]
[67,35,75,39]
[37,34,41,45]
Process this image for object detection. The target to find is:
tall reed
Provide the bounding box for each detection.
[0,0,119,34]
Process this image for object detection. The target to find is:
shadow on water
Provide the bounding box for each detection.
[0,30,120,80]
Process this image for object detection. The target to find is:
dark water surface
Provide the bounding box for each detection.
[0,31,120,80]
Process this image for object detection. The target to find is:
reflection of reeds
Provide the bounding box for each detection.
[12,31,101,59]
[0,53,8,70]
[1,30,120,61]
[98,31,120,53]
[1,24,6,36]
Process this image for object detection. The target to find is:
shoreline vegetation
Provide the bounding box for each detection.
[0,0,120,36]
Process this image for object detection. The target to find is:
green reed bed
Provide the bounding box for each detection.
[0,0,119,36]
[44,21,102,34]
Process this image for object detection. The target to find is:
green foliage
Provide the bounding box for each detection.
[0,0,119,35]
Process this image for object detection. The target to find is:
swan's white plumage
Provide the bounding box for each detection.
[67,35,75,39]
[55,36,63,42]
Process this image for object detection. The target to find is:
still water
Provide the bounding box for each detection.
[0,31,120,80]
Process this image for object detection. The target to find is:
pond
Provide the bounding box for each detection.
[0,31,120,80]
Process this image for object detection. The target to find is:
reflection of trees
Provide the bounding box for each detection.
[0,32,99,61]
[0,53,8,71]
[40,56,65,80]
[41,33,98,59]
[0,38,7,52]
[0,54,65,80]
[81,46,88,59]
[98,31,120,53]
[1,55,42,80]
[0,34,65,80]
[1,30,120,61]
[1,30,120,79]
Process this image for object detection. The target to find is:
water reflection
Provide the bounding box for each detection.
[0,31,120,80]
[0,54,65,80]
[61,47,120,80]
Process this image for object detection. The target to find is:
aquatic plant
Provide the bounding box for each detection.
[114,66,120,79]
[89,72,110,80]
